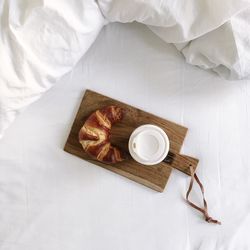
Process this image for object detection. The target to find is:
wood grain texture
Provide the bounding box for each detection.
[64,89,198,192]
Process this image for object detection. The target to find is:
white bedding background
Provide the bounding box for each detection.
[2,21,250,250]
[1,1,250,249]
[1,0,250,138]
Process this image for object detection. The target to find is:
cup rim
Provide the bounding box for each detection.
[128,124,170,165]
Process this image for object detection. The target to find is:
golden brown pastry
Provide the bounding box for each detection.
[79,106,124,164]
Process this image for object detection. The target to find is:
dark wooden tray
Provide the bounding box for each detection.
[64,90,198,192]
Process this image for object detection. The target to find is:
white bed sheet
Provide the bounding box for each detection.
[1,23,250,250]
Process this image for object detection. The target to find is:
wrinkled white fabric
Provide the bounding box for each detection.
[98,0,249,42]
[1,1,250,143]
[0,0,104,138]
[178,8,250,79]
[98,0,250,79]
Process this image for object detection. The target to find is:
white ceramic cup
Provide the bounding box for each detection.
[128,124,170,165]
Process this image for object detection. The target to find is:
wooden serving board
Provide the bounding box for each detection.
[64,90,199,192]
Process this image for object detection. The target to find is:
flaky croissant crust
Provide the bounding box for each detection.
[79,106,124,164]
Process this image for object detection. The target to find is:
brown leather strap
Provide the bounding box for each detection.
[186,166,221,225]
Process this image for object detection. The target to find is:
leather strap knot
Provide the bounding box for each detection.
[186,166,221,225]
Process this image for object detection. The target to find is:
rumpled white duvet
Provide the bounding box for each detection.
[1,0,250,138]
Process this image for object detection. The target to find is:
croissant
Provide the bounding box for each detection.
[79,106,125,164]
